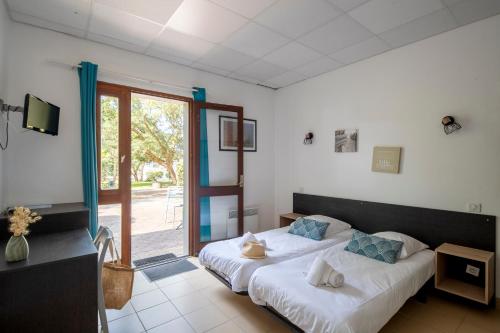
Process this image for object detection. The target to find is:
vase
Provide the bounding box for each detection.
[5,235,29,262]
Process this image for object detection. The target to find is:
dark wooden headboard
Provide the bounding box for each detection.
[293,193,496,252]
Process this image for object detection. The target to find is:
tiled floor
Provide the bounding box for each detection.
[101,257,500,333]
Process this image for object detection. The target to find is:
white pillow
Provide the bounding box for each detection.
[305,215,351,238]
[373,231,428,259]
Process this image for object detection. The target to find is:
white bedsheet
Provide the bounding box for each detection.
[249,242,435,333]
[198,227,353,292]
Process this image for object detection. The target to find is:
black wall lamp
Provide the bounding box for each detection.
[442,116,462,135]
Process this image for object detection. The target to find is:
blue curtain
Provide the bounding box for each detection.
[193,87,211,241]
[78,62,99,238]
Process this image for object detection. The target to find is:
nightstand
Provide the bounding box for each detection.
[435,243,494,305]
[279,213,306,227]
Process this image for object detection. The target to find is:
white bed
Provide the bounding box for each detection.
[248,241,435,333]
[199,227,353,292]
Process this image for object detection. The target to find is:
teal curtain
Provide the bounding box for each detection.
[78,62,99,238]
[193,87,211,241]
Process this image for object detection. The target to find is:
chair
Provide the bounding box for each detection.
[94,226,113,333]
[165,186,184,229]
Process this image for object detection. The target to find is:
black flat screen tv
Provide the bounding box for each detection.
[23,94,60,136]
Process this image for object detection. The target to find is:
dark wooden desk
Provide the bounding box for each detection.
[0,204,97,333]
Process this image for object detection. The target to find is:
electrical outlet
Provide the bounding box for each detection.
[466,264,480,277]
[467,203,482,213]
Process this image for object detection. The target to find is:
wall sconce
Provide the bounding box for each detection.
[442,116,462,135]
[303,132,314,145]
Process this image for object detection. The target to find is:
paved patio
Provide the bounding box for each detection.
[98,188,185,264]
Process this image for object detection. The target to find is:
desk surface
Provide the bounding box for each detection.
[0,229,97,274]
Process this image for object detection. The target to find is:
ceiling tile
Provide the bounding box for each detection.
[254,0,342,38]
[166,0,248,43]
[294,57,343,77]
[7,0,91,30]
[196,45,257,71]
[264,71,307,88]
[9,11,86,37]
[448,0,500,26]
[441,0,463,6]
[326,0,370,11]
[222,22,290,58]
[146,47,194,66]
[190,62,232,76]
[209,0,277,18]
[226,73,264,85]
[150,28,215,62]
[95,0,183,25]
[299,15,373,54]
[233,60,287,81]
[87,32,147,53]
[349,0,444,34]
[89,3,163,47]
[380,8,457,48]
[263,42,322,69]
[330,36,390,64]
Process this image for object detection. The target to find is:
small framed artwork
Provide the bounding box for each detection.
[372,146,402,174]
[219,116,257,152]
[335,129,358,152]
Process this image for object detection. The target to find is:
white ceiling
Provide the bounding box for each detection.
[5,0,500,89]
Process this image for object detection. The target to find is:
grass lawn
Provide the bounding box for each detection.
[131,181,175,189]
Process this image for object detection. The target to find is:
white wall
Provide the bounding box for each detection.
[0,0,10,209]
[274,14,500,296]
[2,21,276,231]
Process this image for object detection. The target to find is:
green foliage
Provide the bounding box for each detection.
[146,171,164,182]
[100,96,119,189]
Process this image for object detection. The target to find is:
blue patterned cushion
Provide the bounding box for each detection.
[344,230,403,264]
[288,218,329,240]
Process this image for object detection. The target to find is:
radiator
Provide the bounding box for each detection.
[227,207,259,238]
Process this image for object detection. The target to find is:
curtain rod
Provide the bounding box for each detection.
[48,60,197,92]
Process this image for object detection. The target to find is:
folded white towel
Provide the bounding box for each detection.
[306,257,344,288]
[239,232,267,249]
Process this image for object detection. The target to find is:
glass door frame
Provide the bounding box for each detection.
[96,81,192,265]
[190,101,244,255]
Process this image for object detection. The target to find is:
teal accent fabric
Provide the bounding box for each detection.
[78,61,99,238]
[344,230,403,264]
[288,218,329,240]
[193,87,211,242]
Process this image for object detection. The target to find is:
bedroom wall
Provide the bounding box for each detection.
[274,14,500,296]
[0,0,10,209]
[2,21,276,231]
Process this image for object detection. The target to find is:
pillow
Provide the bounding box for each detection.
[373,232,428,259]
[344,230,403,264]
[305,215,351,238]
[288,218,329,240]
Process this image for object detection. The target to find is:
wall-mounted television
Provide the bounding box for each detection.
[23,94,60,136]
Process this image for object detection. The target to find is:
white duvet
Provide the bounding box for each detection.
[198,227,353,292]
[249,242,435,333]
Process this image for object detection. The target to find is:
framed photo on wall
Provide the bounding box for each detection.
[219,116,257,152]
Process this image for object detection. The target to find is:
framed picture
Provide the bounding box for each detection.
[372,146,402,174]
[219,116,257,152]
[335,129,358,152]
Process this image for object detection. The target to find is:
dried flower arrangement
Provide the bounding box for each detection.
[8,207,42,237]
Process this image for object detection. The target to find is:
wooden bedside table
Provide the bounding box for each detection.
[279,213,306,227]
[435,243,494,305]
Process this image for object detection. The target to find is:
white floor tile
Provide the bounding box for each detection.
[107,313,145,333]
[137,301,181,330]
[206,321,245,333]
[160,280,197,299]
[171,292,212,315]
[147,317,195,333]
[133,272,158,296]
[131,289,169,311]
[105,302,136,322]
[154,274,185,288]
[184,305,229,333]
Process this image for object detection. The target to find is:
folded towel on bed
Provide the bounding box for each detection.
[239,232,267,249]
[305,257,344,288]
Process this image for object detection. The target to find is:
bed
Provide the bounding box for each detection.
[199,226,353,293]
[248,241,435,333]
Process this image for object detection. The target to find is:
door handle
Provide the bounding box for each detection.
[239,175,244,188]
[121,155,126,163]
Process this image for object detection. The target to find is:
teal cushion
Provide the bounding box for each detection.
[344,230,403,264]
[288,218,329,240]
